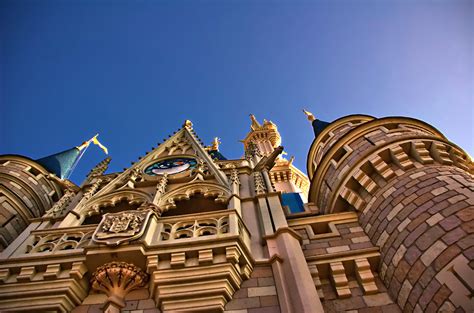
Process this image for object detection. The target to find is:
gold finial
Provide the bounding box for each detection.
[211,137,221,151]
[249,114,261,130]
[183,120,193,129]
[303,109,316,122]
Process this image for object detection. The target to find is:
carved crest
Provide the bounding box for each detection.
[92,209,153,246]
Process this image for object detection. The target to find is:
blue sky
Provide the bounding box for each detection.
[1,0,472,184]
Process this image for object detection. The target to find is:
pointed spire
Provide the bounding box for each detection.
[249,114,261,131]
[36,147,85,180]
[36,135,109,180]
[86,157,111,179]
[303,109,331,138]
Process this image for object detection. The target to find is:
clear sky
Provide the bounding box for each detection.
[1,0,472,184]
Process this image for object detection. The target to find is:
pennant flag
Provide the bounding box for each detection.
[91,134,108,155]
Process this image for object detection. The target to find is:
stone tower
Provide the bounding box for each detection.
[305,113,473,312]
[0,113,472,313]
[0,155,69,250]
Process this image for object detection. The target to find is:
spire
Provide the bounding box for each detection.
[303,109,330,138]
[36,147,85,180]
[86,157,111,179]
[211,137,220,151]
[303,109,316,122]
[206,137,227,160]
[36,135,109,180]
[249,114,261,131]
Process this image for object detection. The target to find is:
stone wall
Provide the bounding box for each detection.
[359,165,473,312]
[0,156,62,250]
[291,212,399,312]
[224,266,280,313]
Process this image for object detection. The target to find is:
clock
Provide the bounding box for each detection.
[144,157,197,176]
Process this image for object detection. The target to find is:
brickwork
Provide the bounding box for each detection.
[1,113,472,313]
[359,165,473,312]
[291,213,399,312]
[307,116,473,312]
[224,266,280,313]
[308,115,372,180]
[0,156,62,250]
[320,276,400,313]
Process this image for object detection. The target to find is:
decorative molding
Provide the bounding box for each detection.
[92,209,154,246]
[158,181,231,211]
[91,261,148,308]
[253,172,266,195]
[81,189,151,217]
[45,189,76,218]
[230,167,240,186]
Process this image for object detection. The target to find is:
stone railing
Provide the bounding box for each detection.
[9,210,250,257]
[20,225,96,256]
[156,210,250,247]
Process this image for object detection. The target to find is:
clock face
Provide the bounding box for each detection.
[144,157,197,176]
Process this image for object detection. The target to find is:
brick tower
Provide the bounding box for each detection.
[306,112,473,311]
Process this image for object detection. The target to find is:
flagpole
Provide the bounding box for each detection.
[65,140,91,180]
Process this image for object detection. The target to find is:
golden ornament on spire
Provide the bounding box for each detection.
[303,109,316,122]
[211,137,221,151]
[183,120,193,129]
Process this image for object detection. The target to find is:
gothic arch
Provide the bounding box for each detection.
[158,181,231,211]
[81,189,152,218]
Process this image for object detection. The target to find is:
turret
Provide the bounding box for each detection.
[305,111,474,312]
[0,135,108,251]
[0,155,65,250]
[242,114,310,204]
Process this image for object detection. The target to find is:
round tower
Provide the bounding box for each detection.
[0,155,64,250]
[307,115,473,312]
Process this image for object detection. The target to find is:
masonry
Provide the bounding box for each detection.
[0,113,472,312]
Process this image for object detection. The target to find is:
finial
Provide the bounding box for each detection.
[211,137,221,151]
[183,120,193,129]
[249,114,261,130]
[303,109,316,122]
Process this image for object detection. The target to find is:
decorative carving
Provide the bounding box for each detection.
[190,158,206,180]
[245,142,262,161]
[83,179,102,201]
[83,189,151,217]
[158,182,231,211]
[119,167,141,189]
[160,216,229,241]
[138,201,163,217]
[26,230,93,254]
[86,157,111,180]
[91,262,148,308]
[205,137,221,151]
[156,173,168,195]
[230,168,240,186]
[92,209,154,246]
[183,119,193,129]
[45,189,76,218]
[254,172,266,195]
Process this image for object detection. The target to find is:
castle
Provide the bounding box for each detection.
[0,112,472,313]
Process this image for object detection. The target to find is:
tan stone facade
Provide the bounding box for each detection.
[0,115,472,312]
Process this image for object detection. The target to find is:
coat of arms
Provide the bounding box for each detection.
[92,209,153,246]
